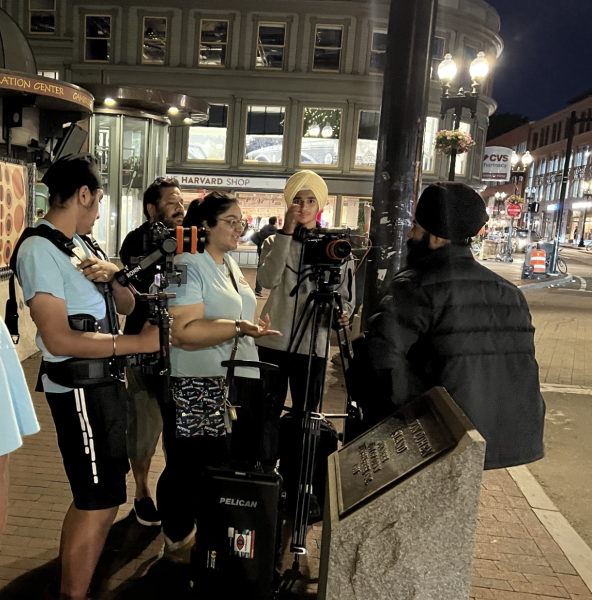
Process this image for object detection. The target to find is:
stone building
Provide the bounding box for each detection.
[6,0,503,257]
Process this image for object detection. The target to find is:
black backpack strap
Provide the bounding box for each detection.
[6,226,76,344]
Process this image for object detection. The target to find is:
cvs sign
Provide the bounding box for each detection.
[482,146,513,182]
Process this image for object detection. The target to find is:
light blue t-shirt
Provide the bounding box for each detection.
[0,316,39,455]
[15,219,106,393]
[170,251,259,379]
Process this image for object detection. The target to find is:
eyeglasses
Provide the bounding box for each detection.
[219,217,248,231]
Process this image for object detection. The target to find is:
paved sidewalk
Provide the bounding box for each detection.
[1,354,591,599]
[2,267,591,599]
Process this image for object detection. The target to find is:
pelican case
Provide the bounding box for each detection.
[190,467,283,600]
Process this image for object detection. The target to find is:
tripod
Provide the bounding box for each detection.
[283,264,355,579]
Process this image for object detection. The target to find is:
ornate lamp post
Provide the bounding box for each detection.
[578,181,592,247]
[438,51,490,181]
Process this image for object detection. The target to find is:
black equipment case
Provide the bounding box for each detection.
[190,360,283,600]
[191,468,283,600]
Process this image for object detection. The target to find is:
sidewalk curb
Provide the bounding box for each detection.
[518,274,574,292]
[507,465,592,592]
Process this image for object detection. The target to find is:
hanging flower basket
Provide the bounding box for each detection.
[506,194,524,205]
[434,130,476,156]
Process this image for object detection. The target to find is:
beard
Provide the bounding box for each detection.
[405,231,432,267]
[155,208,185,229]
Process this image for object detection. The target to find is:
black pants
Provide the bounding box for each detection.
[257,346,326,470]
[156,397,228,543]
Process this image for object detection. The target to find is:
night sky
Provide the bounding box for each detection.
[486,0,592,121]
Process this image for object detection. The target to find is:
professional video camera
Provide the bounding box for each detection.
[301,228,352,267]
[114,222,198,400]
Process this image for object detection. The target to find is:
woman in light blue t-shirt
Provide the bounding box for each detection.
[157,192,280,563]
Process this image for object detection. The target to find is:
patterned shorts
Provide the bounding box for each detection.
[172,376,227,438]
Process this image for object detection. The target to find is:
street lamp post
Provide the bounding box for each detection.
[578,181,592,248]
[438,52,490,181]
[525,187,537,234]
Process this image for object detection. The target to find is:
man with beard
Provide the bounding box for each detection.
[119,177,185,526]
[354,182,545,470]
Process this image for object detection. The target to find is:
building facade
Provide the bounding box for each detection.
[482,92,592,243]
[7,0,502,256]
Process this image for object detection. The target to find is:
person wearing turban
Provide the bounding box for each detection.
[256,170,355,519]
[351,182,545,472]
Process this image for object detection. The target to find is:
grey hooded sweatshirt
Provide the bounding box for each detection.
[256,232,355,357]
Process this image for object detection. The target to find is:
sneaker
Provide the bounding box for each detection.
[255,292,263,298]
[163,525,196,565]
[134,497,161,527]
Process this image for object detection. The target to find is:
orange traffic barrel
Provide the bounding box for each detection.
[531,249,546,274]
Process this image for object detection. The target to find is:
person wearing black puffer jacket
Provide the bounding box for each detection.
[354,182,545,470]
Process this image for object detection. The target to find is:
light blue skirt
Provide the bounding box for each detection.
[0,317,39,455]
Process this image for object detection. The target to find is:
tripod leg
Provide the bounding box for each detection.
[290,299,330,557]
[289,292,317,355]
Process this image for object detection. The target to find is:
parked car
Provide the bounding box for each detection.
[515,228,541,252]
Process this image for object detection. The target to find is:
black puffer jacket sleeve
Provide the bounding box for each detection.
[364,275,432,409]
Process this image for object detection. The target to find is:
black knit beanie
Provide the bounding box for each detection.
[414,182,488,242]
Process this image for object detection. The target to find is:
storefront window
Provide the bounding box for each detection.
[455,122,471,176]
[319,195,337,228]
[120,117,149,247]
[142,17,167,64]
[85,15,111,62]
[199,20,228,67]
[235,192,286,247]
[369,29,387,74]
[355,111,379,168]
[423,117,439,172]
[313,25,343,72]
[93,114,120,257]
[30,0,55,34]
[301,108,342,167]
[188,104,228,162]
[256,23,286,69]
[341,197,372,235]
[245,106,285,164]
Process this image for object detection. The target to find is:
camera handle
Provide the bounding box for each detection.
[114,247,187,404]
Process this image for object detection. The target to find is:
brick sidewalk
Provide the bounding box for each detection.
[472,470,591,600]
[1,354,591,600]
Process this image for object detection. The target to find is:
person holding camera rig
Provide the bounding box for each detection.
[12,154,160,600]
[159,192,280,564]
[256,170,355,515]
[119,176,185,528]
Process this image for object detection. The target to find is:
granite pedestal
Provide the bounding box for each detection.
[318,387,486,600]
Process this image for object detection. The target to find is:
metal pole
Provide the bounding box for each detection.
[361,0,437,328]
[578,207,587,247]
[448,112,462,182]
[505,217,514,262]
[550,111,577,273]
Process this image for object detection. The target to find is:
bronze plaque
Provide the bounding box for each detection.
[336,393,457,516]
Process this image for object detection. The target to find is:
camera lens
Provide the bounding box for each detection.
[325,239,351,261]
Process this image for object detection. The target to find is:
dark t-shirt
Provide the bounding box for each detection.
[120,221,154,335]
[251,224,278,252]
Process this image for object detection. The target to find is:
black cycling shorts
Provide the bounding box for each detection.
[46,381,130,511]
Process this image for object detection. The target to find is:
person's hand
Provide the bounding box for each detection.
[337,311,349,328]
[282,203,302,235]
[137,321,160,353]
[78,257,119,283]
[239,314,282,339]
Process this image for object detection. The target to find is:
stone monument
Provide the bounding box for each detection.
[318,387,486,600]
